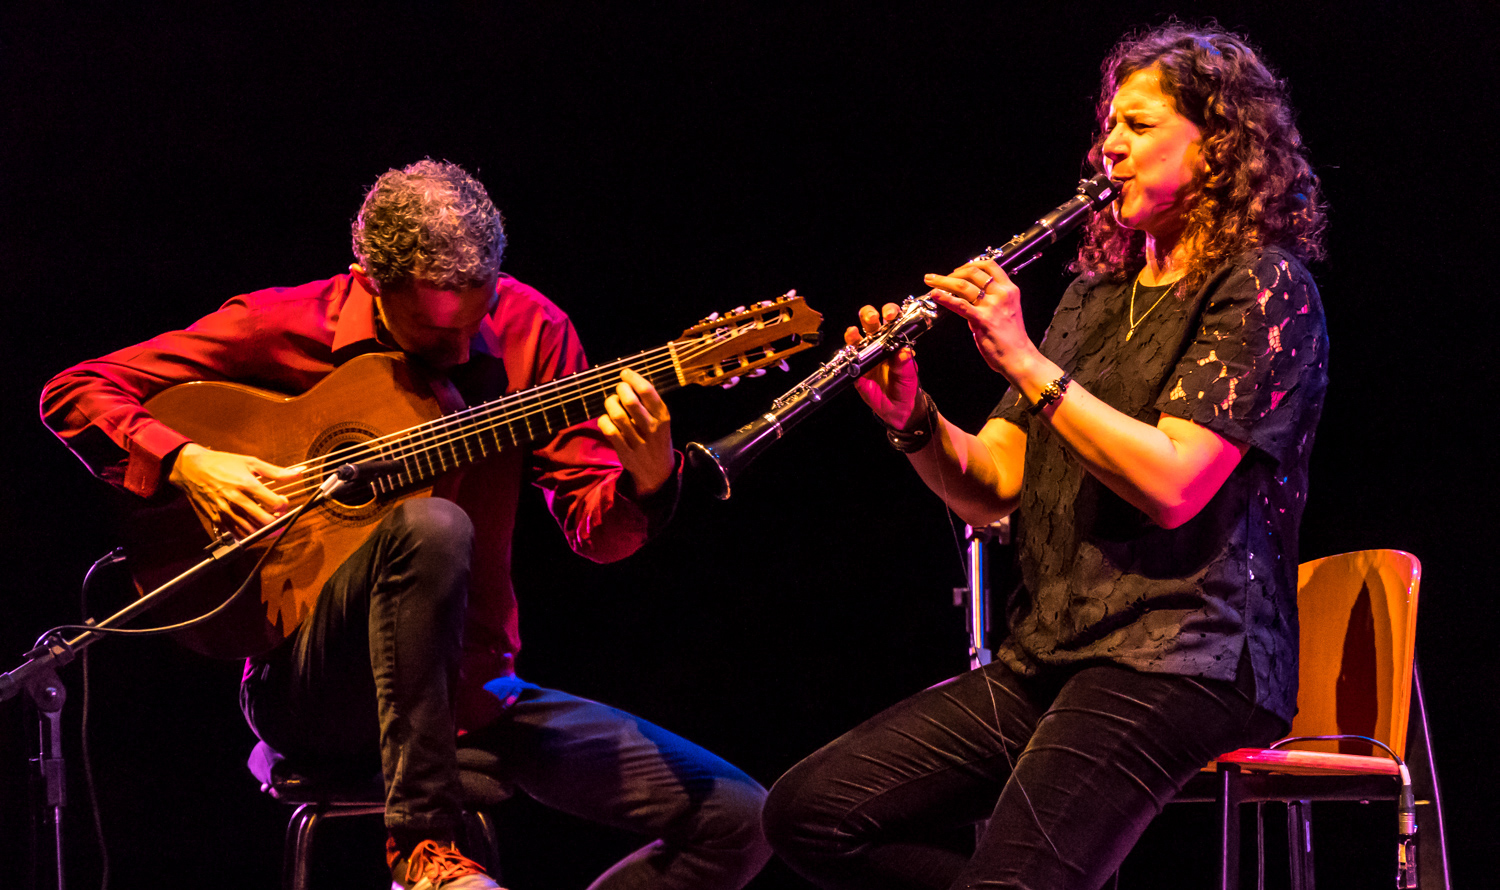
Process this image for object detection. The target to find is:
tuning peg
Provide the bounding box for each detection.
[731,305,746,315]
[700,311,722,324]
[777,360,790,372]
[720,376,741,389]
[747,368,767,378]
[755,300,775,309]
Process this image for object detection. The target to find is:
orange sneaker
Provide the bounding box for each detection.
[389,839,501,890]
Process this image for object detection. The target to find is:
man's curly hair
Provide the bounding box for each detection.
[1073,23,1326,294]
[352,160,506,293]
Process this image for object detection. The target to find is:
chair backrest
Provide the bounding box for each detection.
[1289,549,1421,758]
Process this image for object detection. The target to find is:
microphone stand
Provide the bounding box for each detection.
[0,468,359,890]
[953,519,1010,845]
[955,519,1009,670]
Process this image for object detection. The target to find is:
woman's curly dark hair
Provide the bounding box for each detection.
[1072,23,1326,294]
[352,159,506,293]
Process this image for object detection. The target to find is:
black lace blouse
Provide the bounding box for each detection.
[990,248,1328,722]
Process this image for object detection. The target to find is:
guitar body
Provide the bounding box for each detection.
[128,353,449,659]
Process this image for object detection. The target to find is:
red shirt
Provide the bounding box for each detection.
[41,273,670,730]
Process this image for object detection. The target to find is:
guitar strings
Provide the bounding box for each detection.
[275,309,802,493]
[257,320,788,502]
[299,332,764,494]
[264,346,678,500]
[383,321,793,481]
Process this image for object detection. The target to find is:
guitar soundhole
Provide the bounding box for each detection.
[308,422,387,523]
[331,481,378,510]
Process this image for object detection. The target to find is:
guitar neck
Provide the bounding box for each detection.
[365,344,681,494]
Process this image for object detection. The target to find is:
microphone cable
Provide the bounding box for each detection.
[40,475,343,642]
[78,546,127,890]
[1265,734,1418,889]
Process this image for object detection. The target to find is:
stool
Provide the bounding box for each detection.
[250,741,513,890]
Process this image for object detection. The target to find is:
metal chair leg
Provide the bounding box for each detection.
[284,804,323,890]
[1286,800,1314,890]
[1255,803,1265,890]
[1218,765,1243,890]
[278,801,498,889]
[1407,664,1451,889]
[462,809,502,877]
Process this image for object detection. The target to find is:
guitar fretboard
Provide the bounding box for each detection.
[360,348,682,495]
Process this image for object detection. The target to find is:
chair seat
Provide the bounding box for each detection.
[1177,766,1400,805]
[249,740,513,807]
[1215,746,1402,776]
[1177,744,1406,807]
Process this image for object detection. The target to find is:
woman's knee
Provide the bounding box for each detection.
[763,753,841,862]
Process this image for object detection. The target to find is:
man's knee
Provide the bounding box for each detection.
[387,498,475,564]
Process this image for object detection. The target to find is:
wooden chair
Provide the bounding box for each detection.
[249,741,512,890]
[1173,549,1450,889]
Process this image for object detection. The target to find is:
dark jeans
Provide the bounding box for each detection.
[763,658,1286,890]
[241,499,769,890]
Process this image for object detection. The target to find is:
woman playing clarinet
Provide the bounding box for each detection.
[764,22,1329,890]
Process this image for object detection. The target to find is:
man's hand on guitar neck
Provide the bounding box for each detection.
[598,369,674,498]
[168,443,302,538]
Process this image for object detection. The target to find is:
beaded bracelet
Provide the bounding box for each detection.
[1026,372,1072,416]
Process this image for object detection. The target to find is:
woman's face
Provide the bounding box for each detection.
[1100,67,1206,243]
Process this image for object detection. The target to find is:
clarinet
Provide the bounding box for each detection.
[686,173,1123,499]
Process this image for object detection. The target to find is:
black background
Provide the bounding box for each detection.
[3,2,1496,887]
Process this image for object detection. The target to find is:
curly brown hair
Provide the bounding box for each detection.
[351,159,506,294]
[1073,23,1326,294]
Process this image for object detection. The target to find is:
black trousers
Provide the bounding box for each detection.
[763,657,1285,890]
[241,499,769,890]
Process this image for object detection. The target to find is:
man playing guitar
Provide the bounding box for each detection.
[41,160,770,890]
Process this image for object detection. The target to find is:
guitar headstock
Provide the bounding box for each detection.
[673,294,822,388]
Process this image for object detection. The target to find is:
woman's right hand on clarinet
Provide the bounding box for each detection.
[847,303,925,430]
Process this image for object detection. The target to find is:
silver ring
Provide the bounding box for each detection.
[977,276,995,293]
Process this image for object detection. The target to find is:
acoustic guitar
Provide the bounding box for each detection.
[123,296,822,658]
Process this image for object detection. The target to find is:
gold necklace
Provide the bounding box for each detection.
[1126,274,1174,341]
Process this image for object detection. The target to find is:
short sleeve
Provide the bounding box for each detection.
[1155,252,1328,463]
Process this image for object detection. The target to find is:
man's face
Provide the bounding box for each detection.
[376,279,499,369]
